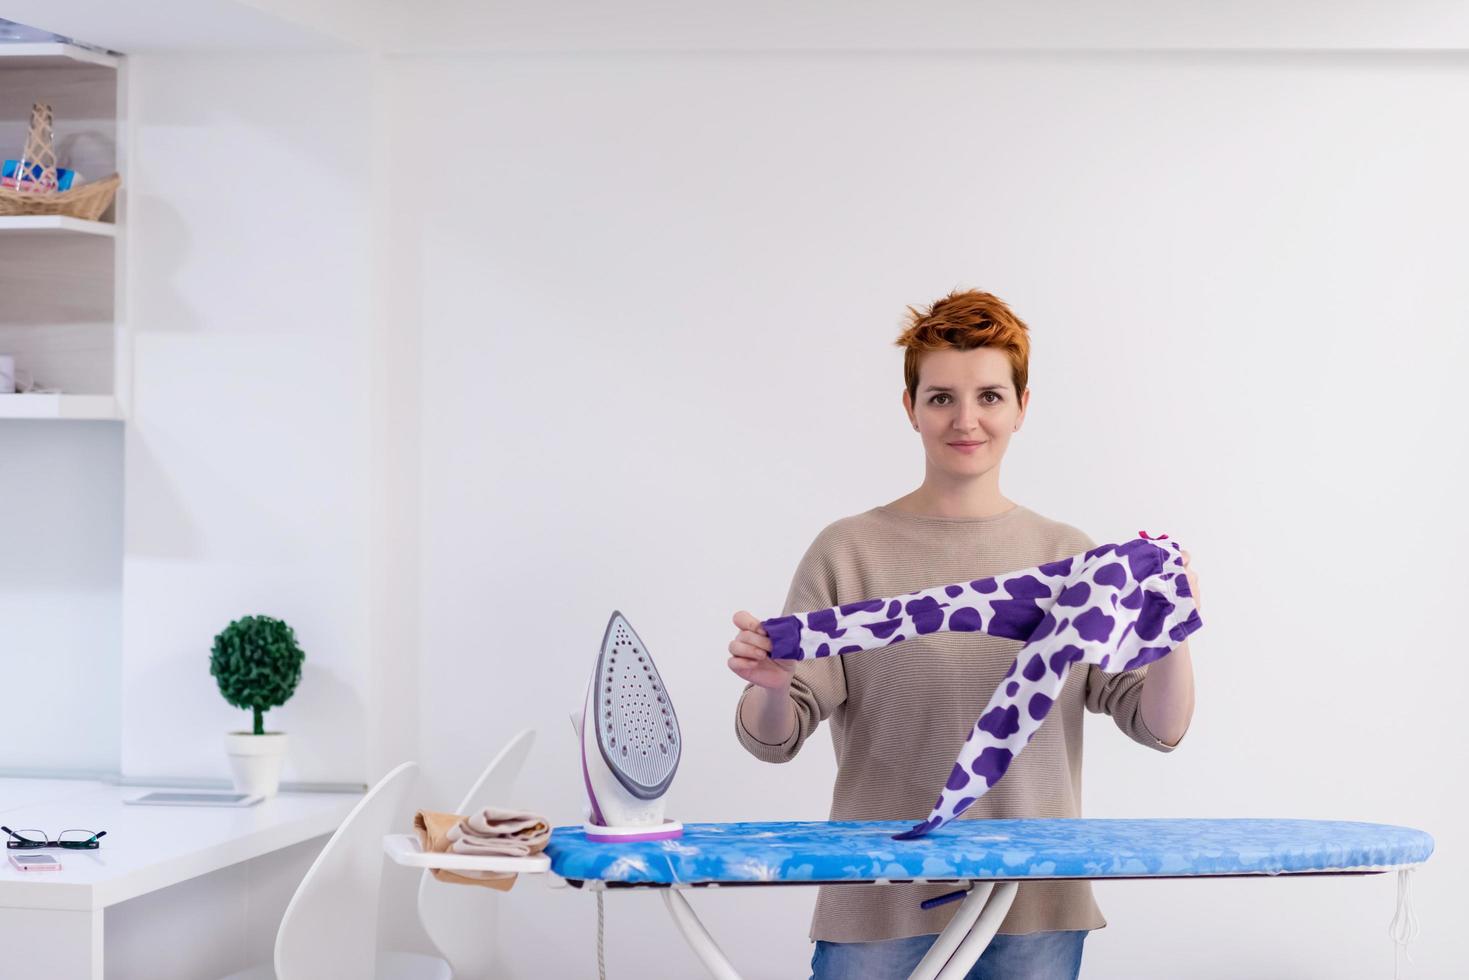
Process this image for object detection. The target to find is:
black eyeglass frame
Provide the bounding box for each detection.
[2,825,108,849]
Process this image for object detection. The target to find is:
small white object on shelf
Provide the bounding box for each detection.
[0,393,121,420]
[0,214,116,238]
[382,833,551,874]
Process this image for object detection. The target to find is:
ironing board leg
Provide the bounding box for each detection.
[907,882,994,980]
[907,881,1019,980]
[660,888,743,980]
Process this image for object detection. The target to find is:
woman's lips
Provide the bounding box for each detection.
[947,441,985,454]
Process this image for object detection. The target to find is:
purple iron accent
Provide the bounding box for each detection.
[579,729,606,826]
[584,822,684,843]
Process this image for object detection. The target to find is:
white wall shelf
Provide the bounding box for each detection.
[0,214,117,238]
[0,34,127,423]
[0,393,121,420]
[0,42,119,71]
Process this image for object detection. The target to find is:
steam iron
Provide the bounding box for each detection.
[573,610,683,842]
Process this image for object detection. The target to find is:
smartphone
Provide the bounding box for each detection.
[9,853,61,872]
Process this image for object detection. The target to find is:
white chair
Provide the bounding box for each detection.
[222,761,451,980]
[415,729,537,979]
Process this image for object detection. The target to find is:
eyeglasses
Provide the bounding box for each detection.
[2,825,107,849]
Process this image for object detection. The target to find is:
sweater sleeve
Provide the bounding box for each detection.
[734,529,848,764]
[1075,528,1185,753]
[1084,663,1180,752]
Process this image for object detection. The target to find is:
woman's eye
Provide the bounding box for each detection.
[929,392,1001,405]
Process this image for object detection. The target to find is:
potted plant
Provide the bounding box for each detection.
[209,614,305,797]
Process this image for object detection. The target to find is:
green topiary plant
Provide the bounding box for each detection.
[209,615,305,736]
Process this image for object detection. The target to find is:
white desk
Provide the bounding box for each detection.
[0,778,359,979]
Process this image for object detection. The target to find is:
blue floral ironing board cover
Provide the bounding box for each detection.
[544,818,1433,885]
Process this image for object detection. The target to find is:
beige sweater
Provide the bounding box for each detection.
[734,503,1181,942]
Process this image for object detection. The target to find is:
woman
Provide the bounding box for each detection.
[728,289,1200,980]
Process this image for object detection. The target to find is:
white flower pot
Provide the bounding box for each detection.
[225,732,288,797]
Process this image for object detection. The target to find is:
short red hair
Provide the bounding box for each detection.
[894,289,1031,406]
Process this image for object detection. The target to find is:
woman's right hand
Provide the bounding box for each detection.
[728,610,796,690]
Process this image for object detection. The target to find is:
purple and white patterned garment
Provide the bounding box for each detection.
[760,533,1203,840]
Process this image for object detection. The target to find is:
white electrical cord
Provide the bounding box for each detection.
[596,889,607,980]
[1388,867,1421,980]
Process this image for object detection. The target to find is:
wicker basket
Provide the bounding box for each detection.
[0,102,120,222]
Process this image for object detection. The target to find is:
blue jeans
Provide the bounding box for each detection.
[810,929,1086,980]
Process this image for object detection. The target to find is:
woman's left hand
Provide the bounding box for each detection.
[1181,549,1202,615]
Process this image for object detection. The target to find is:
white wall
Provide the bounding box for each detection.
[0,422,122,772]
[85,48,435,977]
[120,52,380,785]
[390,51,1468,978]
[111,50,440,973]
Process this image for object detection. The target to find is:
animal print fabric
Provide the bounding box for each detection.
[760,533,1203,839]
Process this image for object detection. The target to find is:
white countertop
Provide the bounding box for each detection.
[0,779,360,911]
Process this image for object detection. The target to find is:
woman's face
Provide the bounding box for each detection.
[904,348,1027,478]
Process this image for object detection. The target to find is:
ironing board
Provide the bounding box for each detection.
[384,817,1433,979]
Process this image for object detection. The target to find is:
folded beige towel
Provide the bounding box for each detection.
[447,806,551,858]
[413,810,517,891]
